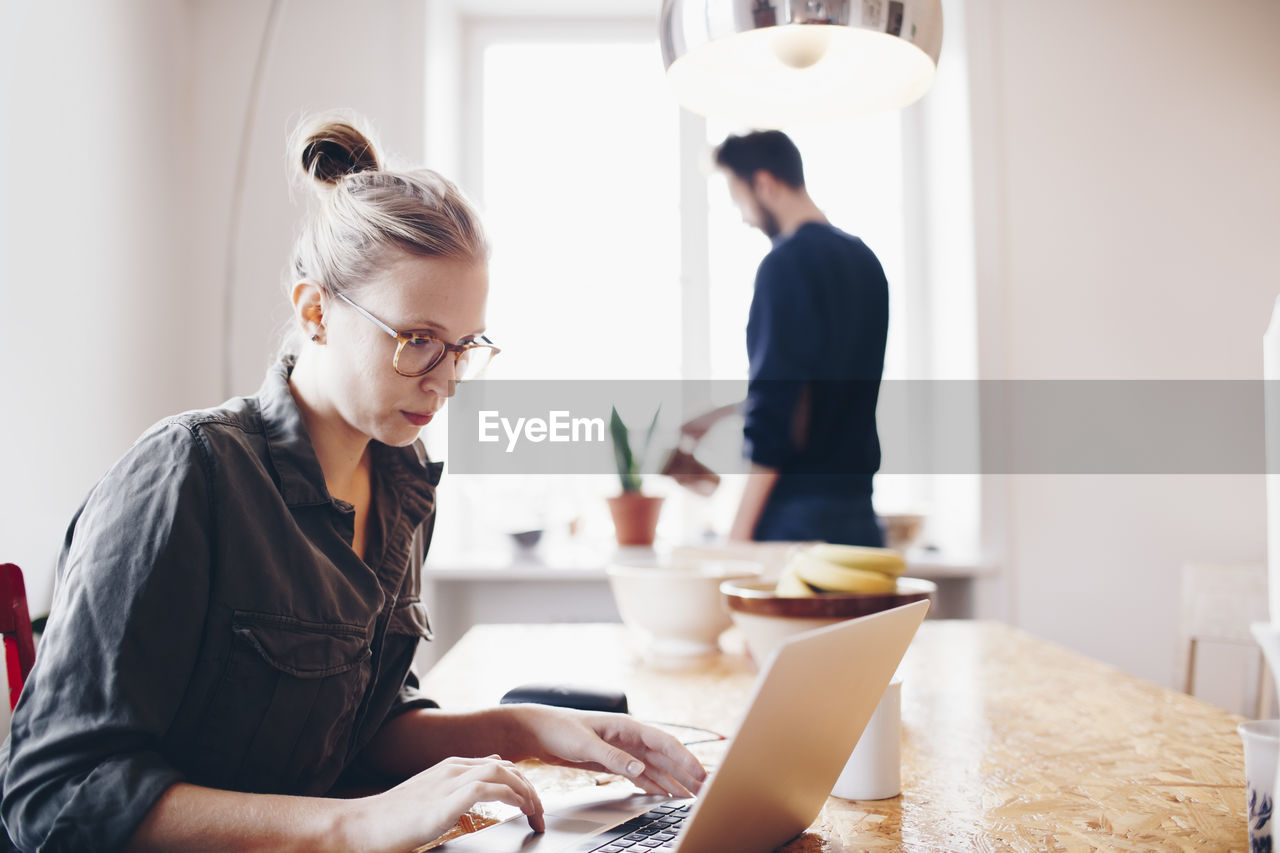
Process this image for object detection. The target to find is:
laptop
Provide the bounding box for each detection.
[438,599,929,853]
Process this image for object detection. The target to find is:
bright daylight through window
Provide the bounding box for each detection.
[428,23,914,558]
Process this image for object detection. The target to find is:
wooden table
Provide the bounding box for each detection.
[418,621,1249,852]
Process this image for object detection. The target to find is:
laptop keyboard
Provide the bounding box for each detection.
[581,802,693,852]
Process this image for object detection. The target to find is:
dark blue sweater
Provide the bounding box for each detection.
[743,222,889,501]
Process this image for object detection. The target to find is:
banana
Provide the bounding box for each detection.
[807,543,906,577]
[774,565,819,597]
[788,551,899,594]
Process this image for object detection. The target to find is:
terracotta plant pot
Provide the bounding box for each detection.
[606,493,665,546]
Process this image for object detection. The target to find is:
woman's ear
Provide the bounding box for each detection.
[291,280,327,343]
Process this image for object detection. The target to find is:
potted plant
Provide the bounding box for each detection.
[606,405,665,546]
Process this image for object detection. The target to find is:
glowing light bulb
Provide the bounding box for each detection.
[770,26,830,69]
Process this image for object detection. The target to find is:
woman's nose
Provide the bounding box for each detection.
[419,357,458,399]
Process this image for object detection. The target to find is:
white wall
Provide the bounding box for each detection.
[0,0,428,614]
[190,0,429,398]
[0,0,205,614]
[966,0,1280,692]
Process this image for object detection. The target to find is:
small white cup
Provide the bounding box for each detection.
[832,678,902,800]
[1239,719,1279,850]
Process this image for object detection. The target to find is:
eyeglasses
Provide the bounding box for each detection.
[335,292,500,381]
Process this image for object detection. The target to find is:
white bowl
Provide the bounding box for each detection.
[607,558,762,662]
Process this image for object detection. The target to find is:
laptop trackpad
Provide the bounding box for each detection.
[437,815,607,851]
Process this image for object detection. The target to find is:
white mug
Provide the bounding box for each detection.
[832,678,902,800]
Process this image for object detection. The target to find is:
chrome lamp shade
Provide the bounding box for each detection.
[660,0,943,127]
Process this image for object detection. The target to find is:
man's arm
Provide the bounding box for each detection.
[679,401,742,443]
[729,463,780,541]
[737,251,820,540]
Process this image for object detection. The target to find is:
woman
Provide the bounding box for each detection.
[0,114,705,853]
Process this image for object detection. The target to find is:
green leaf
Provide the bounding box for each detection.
[638,404,662,472]
[610,406,640,492]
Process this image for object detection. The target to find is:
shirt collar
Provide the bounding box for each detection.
[256,356,444,509]
[372,438,444,529]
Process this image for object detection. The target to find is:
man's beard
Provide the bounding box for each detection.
[753,192,781,239]
[759,207,781,239]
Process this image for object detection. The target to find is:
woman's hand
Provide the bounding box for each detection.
[337,704,706,852]
[504,704,708,798]
[338,755,545,853]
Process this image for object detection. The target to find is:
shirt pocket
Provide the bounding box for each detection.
[193,612,372,794]
[233,612,372,676]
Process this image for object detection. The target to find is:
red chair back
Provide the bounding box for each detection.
[0,564,35,710]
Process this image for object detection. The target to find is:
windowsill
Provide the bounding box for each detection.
[417,538,998,670]
[423,539,997,582]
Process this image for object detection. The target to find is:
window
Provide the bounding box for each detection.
[431,21,691,559]
[474,31,683,381]
[428,17,936,559]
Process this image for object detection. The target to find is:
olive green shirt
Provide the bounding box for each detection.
[1,358,442,852]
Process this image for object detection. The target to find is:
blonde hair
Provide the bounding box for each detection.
[288,112,488,304]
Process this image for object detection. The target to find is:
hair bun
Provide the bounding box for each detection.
[296,116,382,186]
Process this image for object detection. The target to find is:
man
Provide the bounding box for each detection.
[683,130,889,546]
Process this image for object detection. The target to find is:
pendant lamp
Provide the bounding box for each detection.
[660,0,943,128]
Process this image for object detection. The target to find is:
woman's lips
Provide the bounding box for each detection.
[402,411,434,427]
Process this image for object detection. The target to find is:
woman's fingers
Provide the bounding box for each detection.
[511,706,709,799]
[427,755,546,833]
[636,746,707,795]
[599,719,708,794]
[586,739,700,797]
[637,763,697,799]
[440,755,507,770]
[587,742,649,782]
[465,756,546,831]
[451,780,545,833]
[353,755,547,853]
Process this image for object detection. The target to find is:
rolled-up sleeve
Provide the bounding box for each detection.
[2,423,212,852]
[391,673,439,718]
[743,253,822,468]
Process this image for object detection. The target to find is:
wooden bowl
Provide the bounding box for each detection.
[721,577,936,618]
[720,577,937,662]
